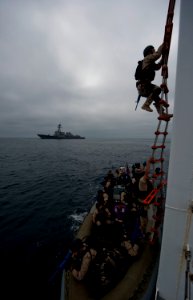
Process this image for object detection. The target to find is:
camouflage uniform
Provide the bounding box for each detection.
[137,44,164,113]
[72,248,97,281]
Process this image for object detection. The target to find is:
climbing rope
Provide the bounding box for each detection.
[143,0,176,244]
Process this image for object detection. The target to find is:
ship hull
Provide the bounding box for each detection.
[37,134,85,139]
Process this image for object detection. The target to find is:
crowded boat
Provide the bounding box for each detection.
[62,161,161,300]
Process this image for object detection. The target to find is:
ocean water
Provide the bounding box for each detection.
[0,138,170,300]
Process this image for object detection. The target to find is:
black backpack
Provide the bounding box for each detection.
[135,60,155,81]
[135,60,143,80]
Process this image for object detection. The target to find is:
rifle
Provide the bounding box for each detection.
[135,94,141,111]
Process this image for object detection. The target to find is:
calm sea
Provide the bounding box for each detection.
[0,138,170,300]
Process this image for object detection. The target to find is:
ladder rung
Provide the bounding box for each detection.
[152,171,164,178]
[155,131,168,136]
[143,188,159,205]
[143,180,167,205]
[158,99,169,107]
[160,84,169,94]
[152,145,165,150]
[158,113,173,121]
[150,158,164,164]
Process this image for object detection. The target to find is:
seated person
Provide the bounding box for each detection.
[70,238,97,281]
[103,189,109,203]
[137,161,154,235]
[101,170,115,189]
[92,199,112,226]
[112,200,129,240]
[113,200,128,224]
[121,237,139,257]
[132,162,145,182]
[96,189,104,203]
[120,228,144,258]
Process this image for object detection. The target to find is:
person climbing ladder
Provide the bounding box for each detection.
[135,43,172,117]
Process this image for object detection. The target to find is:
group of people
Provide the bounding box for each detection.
[92,163,154,239]
[66,42,171,297]
[69,161,158,296]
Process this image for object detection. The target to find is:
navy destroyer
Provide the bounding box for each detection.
[37,124,85,139]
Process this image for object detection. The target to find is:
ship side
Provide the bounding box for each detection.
[156,1,193,299]
[37,134,85,139]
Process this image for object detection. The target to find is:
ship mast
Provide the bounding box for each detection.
[156,0,193,299]
[57,124,62,133]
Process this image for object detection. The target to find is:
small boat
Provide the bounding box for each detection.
[60,171,160,300]
[37,124,85,140]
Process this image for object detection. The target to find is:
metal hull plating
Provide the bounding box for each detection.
[156,0,193,299]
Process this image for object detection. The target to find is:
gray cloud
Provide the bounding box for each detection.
[0,0,180,138]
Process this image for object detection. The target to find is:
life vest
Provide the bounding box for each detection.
[114,204,127,220]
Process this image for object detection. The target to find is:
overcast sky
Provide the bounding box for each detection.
[0,0,180,138]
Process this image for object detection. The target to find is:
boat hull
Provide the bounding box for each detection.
[61,203,160,300]
[37,134,85,139]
